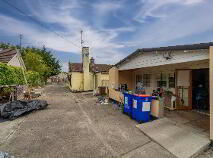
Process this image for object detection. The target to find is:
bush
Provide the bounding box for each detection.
[0,63,24,85]
[0,63,42,87]
[26,71,43,87]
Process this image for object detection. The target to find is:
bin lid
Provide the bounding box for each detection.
[136,94,151,97]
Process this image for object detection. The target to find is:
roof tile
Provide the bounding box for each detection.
[0,48,17,63]
[69,63,111,73]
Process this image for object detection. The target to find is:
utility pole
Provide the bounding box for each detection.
[80,30,84,63]
[19,34,23,49]
[80,30,83,47]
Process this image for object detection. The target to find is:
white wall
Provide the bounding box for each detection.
[7,51,26,69]
[119,49,209,70]
[8,54,21,67]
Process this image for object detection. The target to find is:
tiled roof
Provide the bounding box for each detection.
[0,48,17,64]
[93,64,111,72]
[69,63,111,73]
[116,42,213,66]
[69,63,83,72]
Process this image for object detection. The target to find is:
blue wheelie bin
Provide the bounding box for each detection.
[132,96,138,120]
[123,93,133,117]
[132,95,155,123]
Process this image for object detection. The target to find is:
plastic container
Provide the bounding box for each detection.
[123,93,133,117]
[132,95,155,123]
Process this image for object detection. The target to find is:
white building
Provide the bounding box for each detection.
[0,48,26,69]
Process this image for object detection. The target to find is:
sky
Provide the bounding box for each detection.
[1,0,213,72]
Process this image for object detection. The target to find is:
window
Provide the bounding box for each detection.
[143,74,151,87]
[169,73,175,88]
[136,74,151,87]
[156,73,167,87]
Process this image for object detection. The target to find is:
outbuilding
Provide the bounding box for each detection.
[68,47,111,92]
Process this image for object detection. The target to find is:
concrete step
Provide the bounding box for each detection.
[136,118,210,158]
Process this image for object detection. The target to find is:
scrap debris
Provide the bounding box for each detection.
[0,100,48,120]
[97,96,109,105]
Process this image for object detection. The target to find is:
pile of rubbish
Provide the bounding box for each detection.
[0,151,15,158]
[97,96,109,105]
[0,100,48,120]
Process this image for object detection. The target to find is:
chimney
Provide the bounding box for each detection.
[90,57,95,64]
[82,47,89,72]
[90,57,95,72]
[82,47,89,60]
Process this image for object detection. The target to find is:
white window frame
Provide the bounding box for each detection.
[135,73,151,88]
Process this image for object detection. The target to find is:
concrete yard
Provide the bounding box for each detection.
[0,84,174,158]
[0,84,212,158]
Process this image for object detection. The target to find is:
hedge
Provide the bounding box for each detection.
[0,63,42,86]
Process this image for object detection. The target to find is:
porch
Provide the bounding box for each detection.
[109,45,213,142]
[165,109,210,136]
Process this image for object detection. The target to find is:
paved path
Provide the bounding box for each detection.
[0,84,175,158]
[136,118,210,158]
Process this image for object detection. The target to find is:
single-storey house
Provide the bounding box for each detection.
[109,42,213,141]
[68,47,111,92]
[0,48,26,69]
[0,48,26,102]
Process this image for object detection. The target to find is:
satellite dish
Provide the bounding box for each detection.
[163,51,173,60]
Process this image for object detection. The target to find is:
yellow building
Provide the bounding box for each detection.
[68,47,111,92]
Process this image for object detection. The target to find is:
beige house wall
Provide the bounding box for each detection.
[71,71,109,91]
[94,73,110,93]
[95,73,102,89]
[210,46,213,140]
[83,71,94,91]
[119,70,133,90]
[109,67,119,89]
[71,72,83,91]
[109,67,122,102]
[100,73,109,87]
[70,47,109,91]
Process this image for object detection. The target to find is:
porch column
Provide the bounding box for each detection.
[210,46,213,140]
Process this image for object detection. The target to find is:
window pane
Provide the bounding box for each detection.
[143,74,151,87]
[169,73,175,88]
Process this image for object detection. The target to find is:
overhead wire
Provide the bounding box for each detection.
[1,0,81,50]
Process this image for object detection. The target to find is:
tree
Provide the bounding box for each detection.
[40,46,61,76]
[0,43,16,49]
[0,43,61,82]
[22,46,61,77]
[23,50,50,81]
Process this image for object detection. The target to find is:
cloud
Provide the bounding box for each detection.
[135,0,205,22]
[93,1,122,15]
[0,0,129,65]
[130,0,213,48]
[1,0,213,66]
